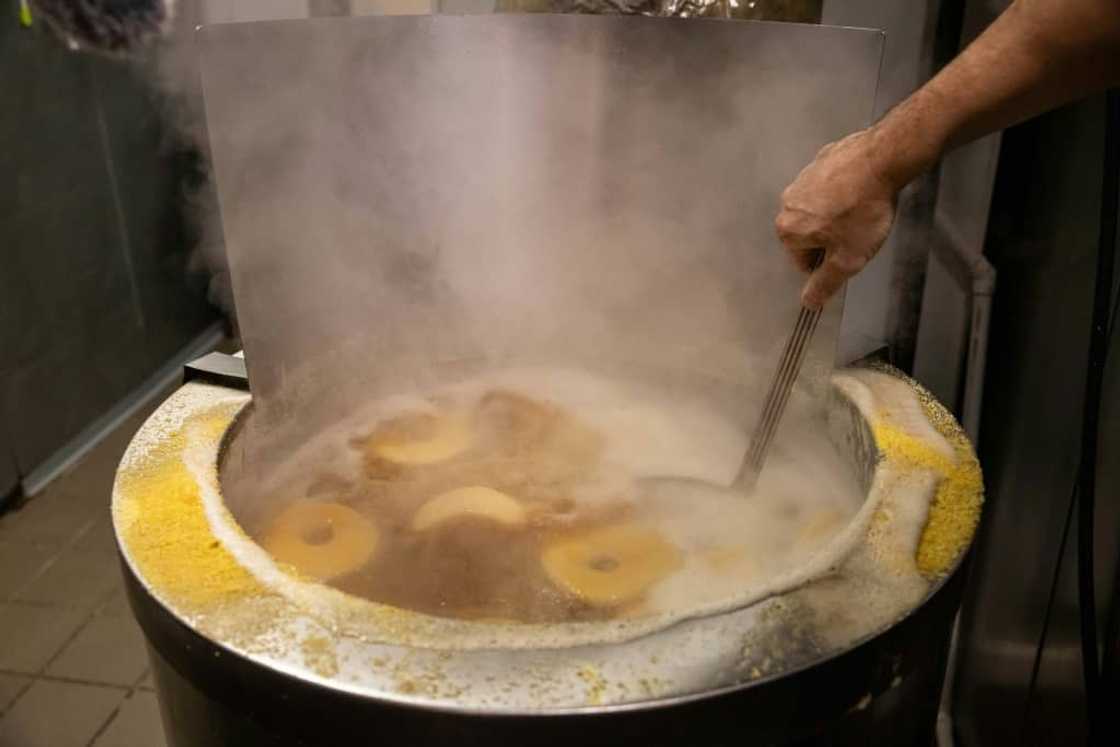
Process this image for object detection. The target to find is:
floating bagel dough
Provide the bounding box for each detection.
[540,524,682,607]
[473,390,558,448]
[262,501,379,580]
[474,390,604,467]
[412,486,528,531]
[362,411,473,467]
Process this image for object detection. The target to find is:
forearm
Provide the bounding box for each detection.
[868,0,1120,189]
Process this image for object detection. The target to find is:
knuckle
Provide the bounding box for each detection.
[829,251,868,275]
[774,212,795,238]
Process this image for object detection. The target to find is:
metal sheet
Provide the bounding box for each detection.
[199,15,883,441]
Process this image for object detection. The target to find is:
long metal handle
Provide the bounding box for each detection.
[734,252,825,491]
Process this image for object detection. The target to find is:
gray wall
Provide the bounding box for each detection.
[954,94,1120,747]
[0,19,220,485]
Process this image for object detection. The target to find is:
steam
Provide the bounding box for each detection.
[135,10,887,546]
[27,1,235,311]
[109,8,925,653]
[190,14,882,441]
[115,0,235,314]
[197,17,887,625]
[116,11,959,683]
[137,8,883,407]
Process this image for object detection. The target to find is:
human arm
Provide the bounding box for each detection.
[776,0,1120,307]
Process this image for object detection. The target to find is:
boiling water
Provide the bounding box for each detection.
[225,368,864,623]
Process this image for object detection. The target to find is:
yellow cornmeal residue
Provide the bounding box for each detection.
[872,416,983,578]
[577,664,607,705]
[301,635,340,678]
[115,405,266,615]
[637,677,668,697]
[390,654,463,699]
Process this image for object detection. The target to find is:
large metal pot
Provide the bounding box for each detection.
[113,357,982,746]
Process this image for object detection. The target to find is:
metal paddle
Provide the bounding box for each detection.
[641,254,824,500]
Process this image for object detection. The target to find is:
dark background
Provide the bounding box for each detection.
[0,18,220,496]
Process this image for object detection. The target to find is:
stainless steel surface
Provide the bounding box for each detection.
[198,15,883,451]
[183,350,250,390]
[821,0,940,364]
[127,363,978,704]
[162,2,827,322]
[953,92,1120,747]
[123,366,975,746]
[739,258,825,489]
[129,555,968,747]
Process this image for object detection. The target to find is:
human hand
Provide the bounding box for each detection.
[775,129,901,308]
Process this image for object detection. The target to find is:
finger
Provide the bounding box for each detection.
[801,251,862,308]
[775,212,828,273]
[788,244,824,274]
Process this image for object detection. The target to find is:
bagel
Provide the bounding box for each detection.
[262,501,379,580]
[362,411,472,469]
[412,486,527,532]
[540,524,681,607]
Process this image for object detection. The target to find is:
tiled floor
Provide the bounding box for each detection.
[0,400,169,747]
